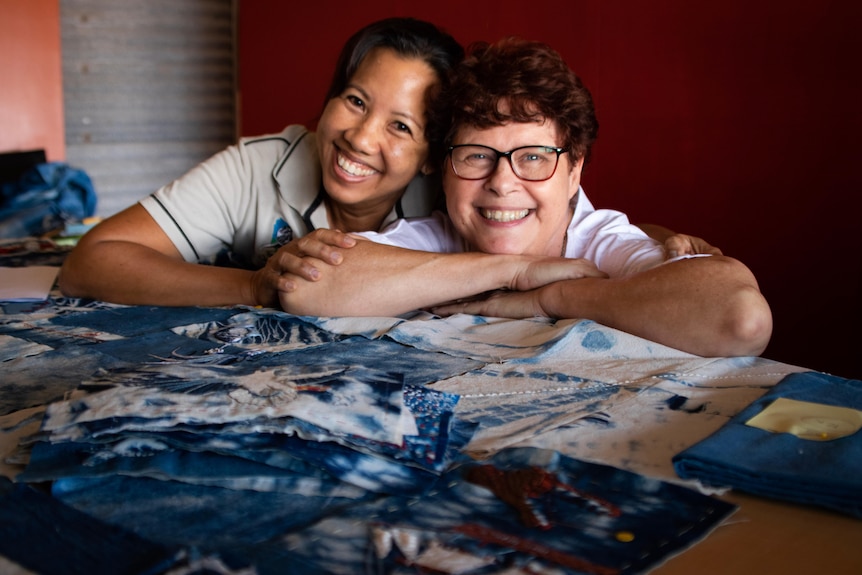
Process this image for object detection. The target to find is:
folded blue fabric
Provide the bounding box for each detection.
[673,371,862,518]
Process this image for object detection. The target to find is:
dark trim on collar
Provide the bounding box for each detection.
[272,129,310,179]
[302,186,326,232]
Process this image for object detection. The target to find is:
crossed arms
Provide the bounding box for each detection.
[59,207,771,357]
[276,231,772,358]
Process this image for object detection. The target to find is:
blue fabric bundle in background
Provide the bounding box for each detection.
[0,162,96,238]
[673,371,862,518]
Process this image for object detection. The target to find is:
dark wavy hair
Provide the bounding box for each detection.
[323,18,464,168]
[438,37,599,167]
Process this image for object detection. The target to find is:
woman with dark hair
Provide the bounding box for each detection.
[59,18,465,307]
[279,38,771,358]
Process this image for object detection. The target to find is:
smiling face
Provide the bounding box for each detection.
[316,47,438,231]
[443,119,582,257]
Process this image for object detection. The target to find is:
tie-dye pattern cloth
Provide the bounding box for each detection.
[0,240,810,574]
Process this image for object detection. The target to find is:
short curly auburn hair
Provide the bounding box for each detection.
[438,37,599,168]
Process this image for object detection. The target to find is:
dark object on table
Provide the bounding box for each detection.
[0,149,46,185]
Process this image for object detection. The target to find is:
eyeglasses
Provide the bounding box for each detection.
[448,144,570,182]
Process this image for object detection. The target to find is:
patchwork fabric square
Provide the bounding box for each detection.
[254,447,737,574]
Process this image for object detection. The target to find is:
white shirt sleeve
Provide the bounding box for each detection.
[566,190,666,278]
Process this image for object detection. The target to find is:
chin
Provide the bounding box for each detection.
[477,241,523,256]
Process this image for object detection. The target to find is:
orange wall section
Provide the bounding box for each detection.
[0,0,65,161]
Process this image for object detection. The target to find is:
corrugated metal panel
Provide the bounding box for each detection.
[61,0,236,217]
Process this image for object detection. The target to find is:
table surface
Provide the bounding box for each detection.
[2,239,860,574]
[656,491,862,574]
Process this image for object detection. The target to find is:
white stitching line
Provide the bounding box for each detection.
[453,369,795,398]
[456,382,616,399]
[658,370,796,381]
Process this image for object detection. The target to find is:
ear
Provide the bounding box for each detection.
[420,161,435,176]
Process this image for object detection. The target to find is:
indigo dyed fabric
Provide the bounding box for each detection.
[0,162,96,238]
[51,474,374,555]
[0,477,179,575]
[21,382,473,496]
[44,448,737,575]
[254,447,737,575]
[3,241,811,574]
[673,371,862,517]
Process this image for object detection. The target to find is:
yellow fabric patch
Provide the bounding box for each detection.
[746,398,862,441]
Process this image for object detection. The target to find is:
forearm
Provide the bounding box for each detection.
[280,241,533,317]
[538,256,772,357]
[280,244,508,316]
[59,241,257,307]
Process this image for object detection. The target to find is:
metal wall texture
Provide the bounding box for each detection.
[61,0,236,217]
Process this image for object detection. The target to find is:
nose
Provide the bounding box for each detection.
[344,115,382,155]
[484,155,520,196]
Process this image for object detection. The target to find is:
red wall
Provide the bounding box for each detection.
[238,1,862,379]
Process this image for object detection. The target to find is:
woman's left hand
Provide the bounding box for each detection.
[664,233,723,258]
[637,224,723,259]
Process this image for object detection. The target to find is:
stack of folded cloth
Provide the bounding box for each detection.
[2,362,478,574]
[673,370,862,518]
[6,359,741,574]
[17,364,474,496]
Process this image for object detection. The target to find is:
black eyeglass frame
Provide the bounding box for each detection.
[447,144,571,182]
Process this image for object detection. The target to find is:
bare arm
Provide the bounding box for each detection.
[434,255,772,357]
[278,239,606,317]
[278,231,770,356]
[277,224,723,288]
[59,204,281,307]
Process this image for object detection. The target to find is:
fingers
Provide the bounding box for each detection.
[270,228,360,281]
[249,267,281,308]
[266,250,320,281]
[513,258,605,292]
[663,235,689,258]
[286,229,357,268]
[578,262,609,279]
[664,234,724,258]
[703,243,723,256]
[555,258,607,280]
[276,273,298,293]
[431,301,474,317]
[291,238,339,265]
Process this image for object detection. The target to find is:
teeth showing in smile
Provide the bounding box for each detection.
[481,208,530,222]
[337,153,376,177]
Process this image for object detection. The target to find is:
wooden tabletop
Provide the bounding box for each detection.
[655,491,862,574]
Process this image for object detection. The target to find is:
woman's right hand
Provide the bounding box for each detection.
[252,229,359,306]
[272,229,358,281]
[511,256,607,292]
